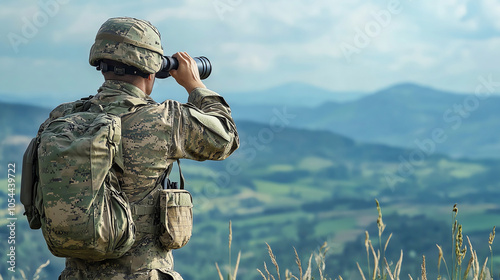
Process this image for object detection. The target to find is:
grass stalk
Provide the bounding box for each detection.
[216,263,224,280]
[229,220,232,279]
[357,262,367,280]
[293,247,303,280]
[421,255,427,280]
[365,231,371,279]
[375,199,386,279]
[488,226,495,277]
[266,243,281,280]
[452,204,459,279]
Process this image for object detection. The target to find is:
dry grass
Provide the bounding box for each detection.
[435,204,496,280]
[216,220,241,280]
[258,241,333,280]
[216,201,496,280]
[0,260,51,280]
[422,255,427,280]
[355,203,495,280]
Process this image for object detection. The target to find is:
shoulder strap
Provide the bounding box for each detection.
[164,159,185,189]
[80,95,150,117]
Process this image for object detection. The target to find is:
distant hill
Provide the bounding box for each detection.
[232,83,500,159]
[0,102,50,173]
[0,102,49,136]
[224,82,368,107]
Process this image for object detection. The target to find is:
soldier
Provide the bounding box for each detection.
[48,17,240,279]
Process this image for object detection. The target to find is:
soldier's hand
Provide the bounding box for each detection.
[169,52,207,93]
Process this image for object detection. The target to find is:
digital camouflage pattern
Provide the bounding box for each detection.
[37,80,239,279]
[89,17,164,74]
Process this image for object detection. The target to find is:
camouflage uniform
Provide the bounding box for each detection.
[47,80,239,279]
[39,17,240,280]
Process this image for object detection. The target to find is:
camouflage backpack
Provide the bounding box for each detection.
[21,97,136,261]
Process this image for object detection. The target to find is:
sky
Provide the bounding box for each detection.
[1,0,500,107]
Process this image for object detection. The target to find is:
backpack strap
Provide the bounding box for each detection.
[132,159,185,235]
[131,204,157,234]
[131,185,161,235]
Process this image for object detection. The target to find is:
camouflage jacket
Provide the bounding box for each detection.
[44,80,239,279]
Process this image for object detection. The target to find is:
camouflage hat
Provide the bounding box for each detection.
[89,17,164,74]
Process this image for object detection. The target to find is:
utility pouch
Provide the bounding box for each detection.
[21,137,42,229]
[159,160,193,250]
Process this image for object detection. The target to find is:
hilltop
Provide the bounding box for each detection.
[232,82,500,159]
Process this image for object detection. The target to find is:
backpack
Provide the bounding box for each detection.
[21,97,136,261]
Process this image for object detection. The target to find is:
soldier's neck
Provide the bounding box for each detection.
[103,74,151,95]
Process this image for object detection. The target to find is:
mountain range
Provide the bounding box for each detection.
[231,82,500,159]
[223,82,368,107]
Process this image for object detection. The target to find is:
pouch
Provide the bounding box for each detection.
[159,160,193,249]
[21,137,42,229]
[159,189,193,249]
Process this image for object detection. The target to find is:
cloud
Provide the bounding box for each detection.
[51,5,109,44]
[482,0,500,30]
[148,1,217,23]
[0,0,499,100]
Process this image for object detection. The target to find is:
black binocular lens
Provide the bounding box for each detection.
[155,56,212,80]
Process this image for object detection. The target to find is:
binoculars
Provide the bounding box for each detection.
[156,56,212,80]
